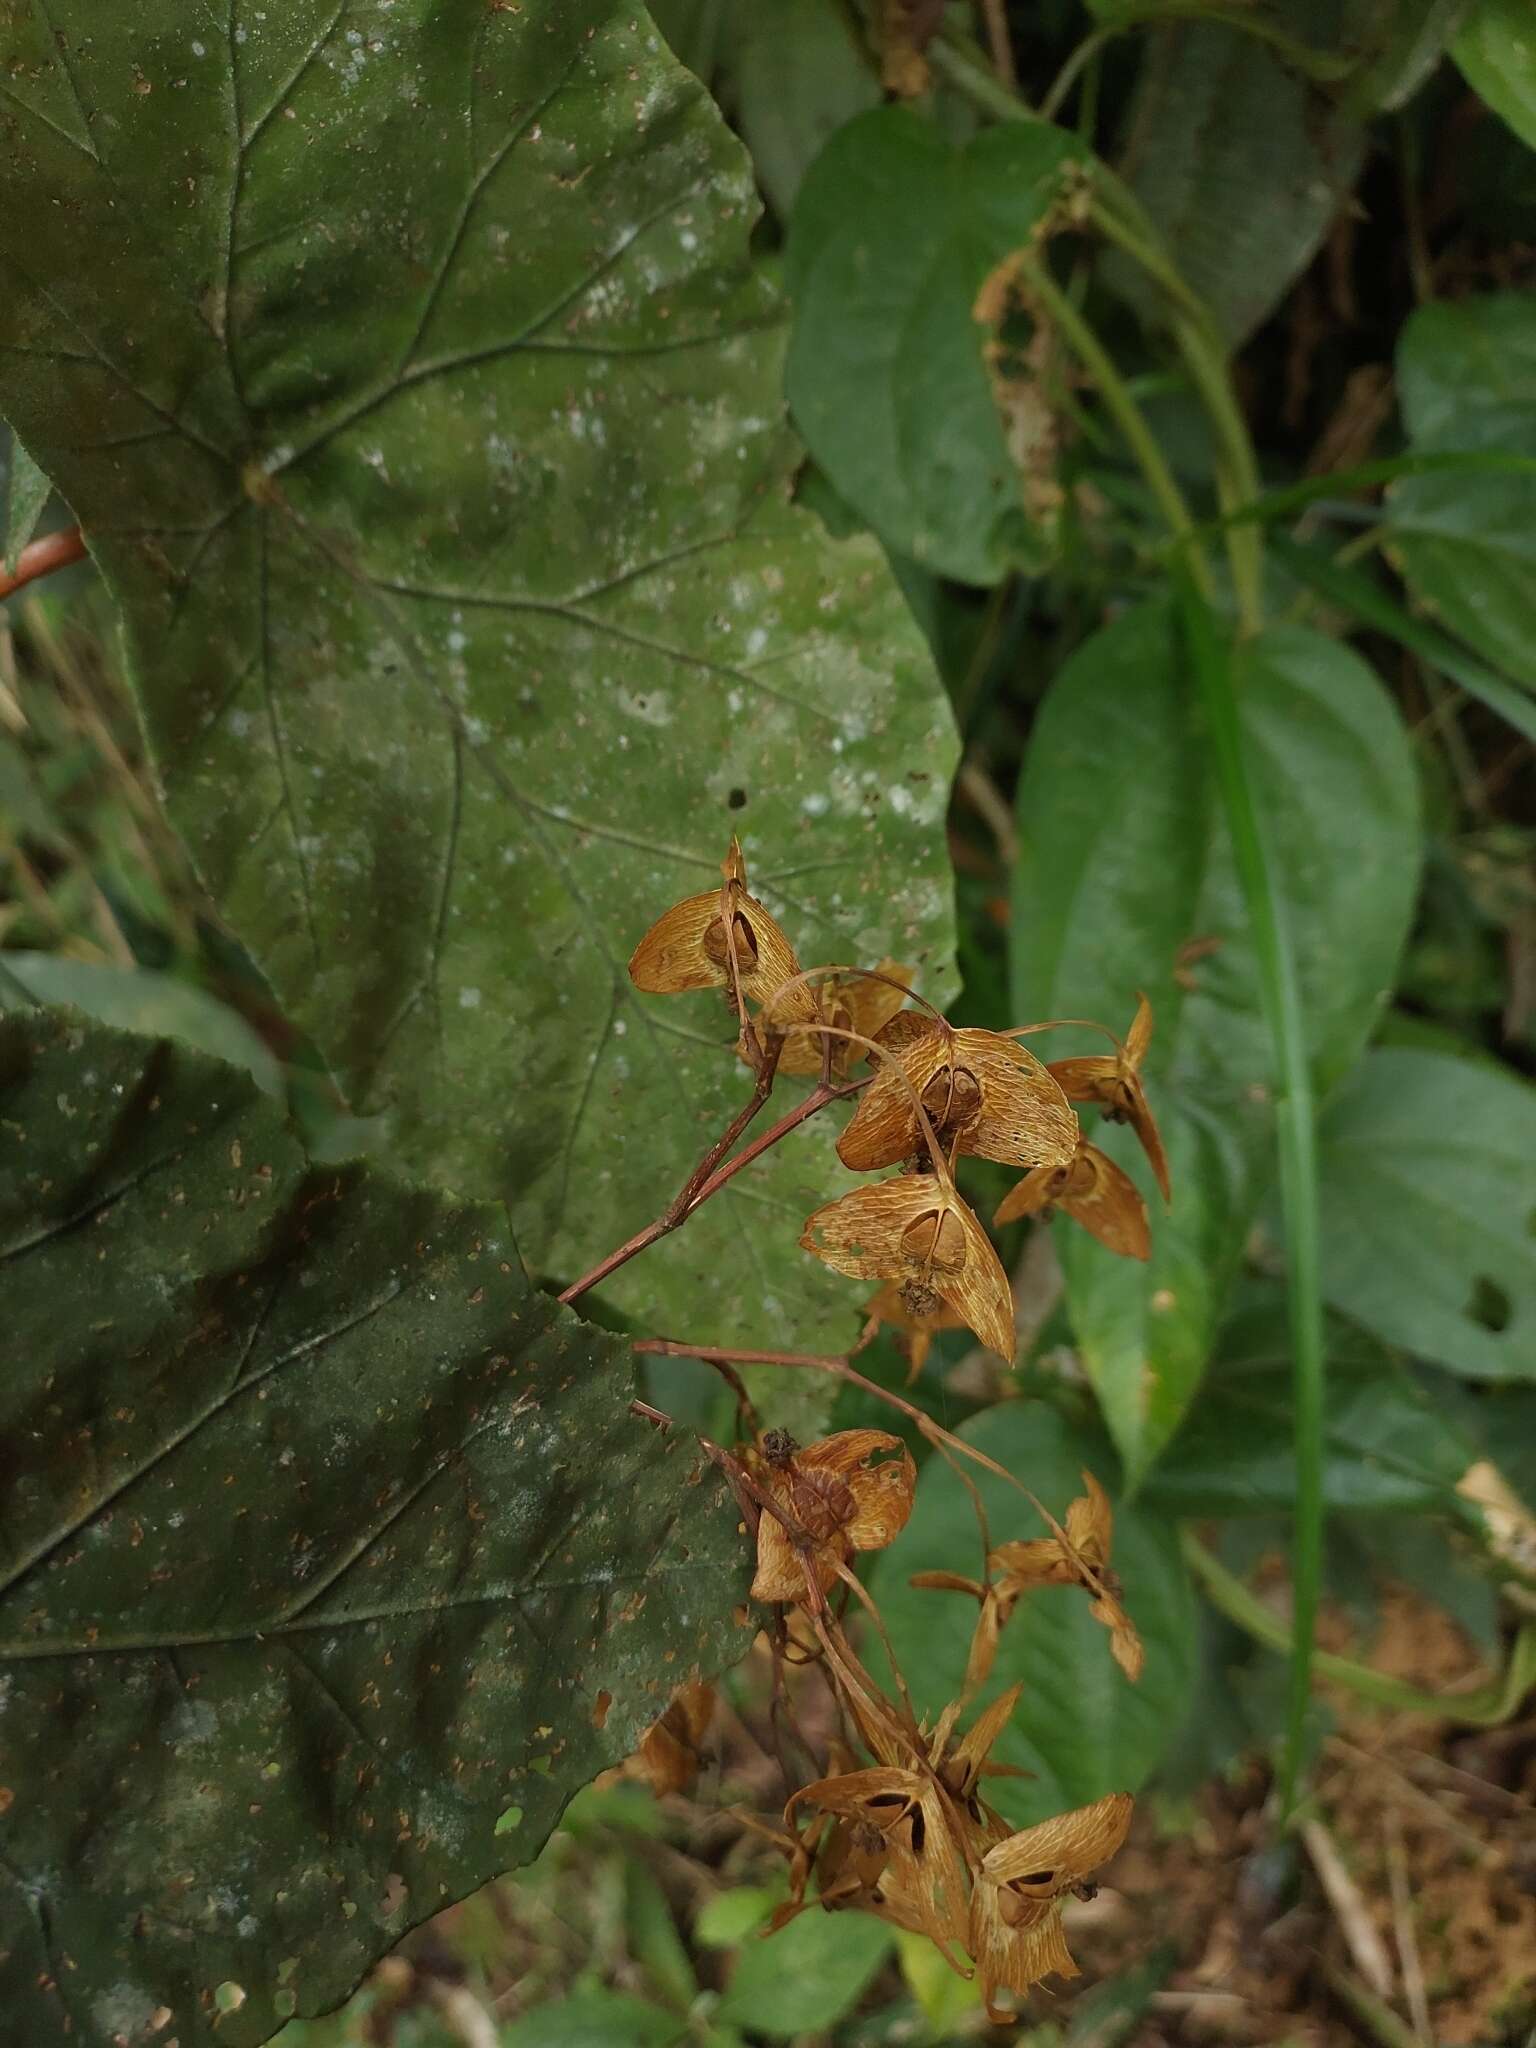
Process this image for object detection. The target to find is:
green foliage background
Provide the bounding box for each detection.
[4,0,1536,2042]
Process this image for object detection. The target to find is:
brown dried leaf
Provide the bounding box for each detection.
[863,1281,968,1383]
[938,1682,1024,1801]
[989,1470,1143,1681]
[626,1679,716,1797]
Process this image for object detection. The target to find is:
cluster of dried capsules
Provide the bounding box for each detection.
[622,838,1168,2018]
[632,1440,1143,2019]
[629,836,1168,1371]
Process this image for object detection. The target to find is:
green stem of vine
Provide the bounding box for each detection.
[1013,252,1216,599]
[931,32,1265,632]
[1179,579,1325,1817]
[1184,1533,1536,1729]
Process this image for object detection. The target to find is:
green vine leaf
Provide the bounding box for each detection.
[1011,600,1419,1485]
[1105,18,1364,347]
[1314,1046,1536,1380]
[0,1,958,1368]
[1454,0,1536,152]
[0,1010,750,2048]
[2,426,50,572]
[785,107,1084,586]
[1388,292,1536,690]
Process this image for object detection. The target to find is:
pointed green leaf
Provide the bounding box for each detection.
[1314,1046,1536,1379]
[785,107,1085,584]
[1011,601,1419,1482]
[727,0,881,221]
[503,1994,689,2047]
[1388,292,1536,689]
[715,1905,892,2037]
[1105,20,1364,346]
[1454,0,1536,150]
[0,1,958,1366]
[1143,1287,1485,1516]
[0,1010,749,2048]
[0,951,283,1094]
[2,428,51,572]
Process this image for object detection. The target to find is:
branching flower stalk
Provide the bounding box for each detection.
[563,836,1176,2016]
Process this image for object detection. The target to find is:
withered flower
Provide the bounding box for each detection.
[626,1679,716,1797]
[837,1021,1078,1173]
[1048,994,1169,1202]
[750,1429,916,1604]
[863,1282,968,1383]
[787,1764,971,1954]
[628,837,815,1024]
[990,1472,1143,1681]
[969,1791,1134,2020]
[993,1141,1149,1261]
[775,960,915,1076]
[914,1473,1142,1687]
[800,1174,1016,1362]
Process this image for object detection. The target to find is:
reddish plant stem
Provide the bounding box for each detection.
[0,526,86,600]
[557,1060,866,1307]
[691,1070,866,1202]
[558,1037,784,1304]
[697,1353,762,1438]
[632,1337,1068,1528]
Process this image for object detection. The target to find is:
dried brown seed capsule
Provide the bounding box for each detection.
[801,1176,1016,1362]
[969,1791,1134,2019]
[838,1022,1078,1173]
[993,1141,1150,1261]
[628,836,814,1024]
[750,1430,917,1604]
[1048,993,1169,1202]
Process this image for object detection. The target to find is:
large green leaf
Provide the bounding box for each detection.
[785,107,1084,585]
[1011,601,1419,1483]
[0,1010,750,2048]
[1313,1046,1536,1380]
[1106,18,1364,346]
[1142,1287,1486,1517]
[1388,293,1536,689]
[1338,0,1474,113]
[0,1,959,1365]
[715,1906,893,2037]
[868,1403,1198,1825]
[1454,0,1536,150]
[651,0,881,223]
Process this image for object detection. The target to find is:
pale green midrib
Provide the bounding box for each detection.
[0,1559,726,1664]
